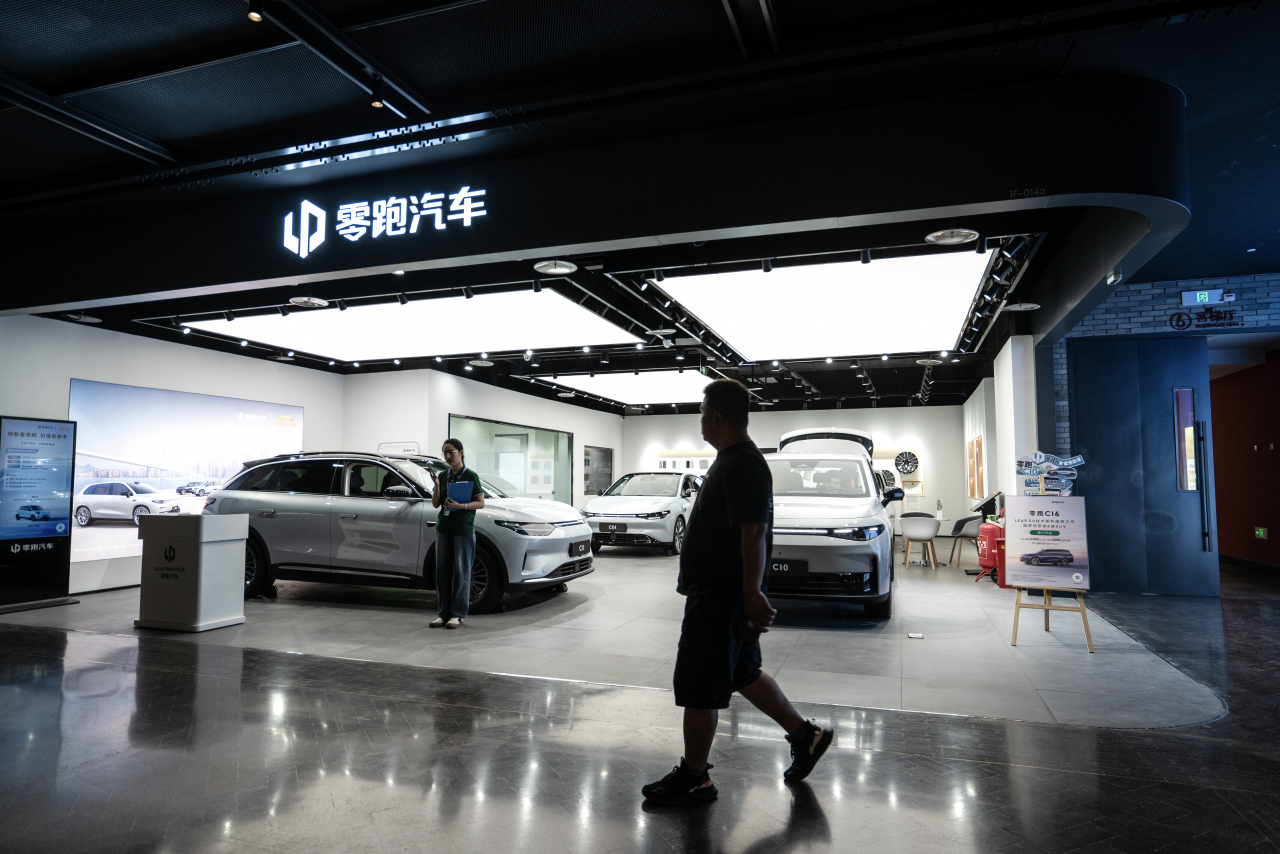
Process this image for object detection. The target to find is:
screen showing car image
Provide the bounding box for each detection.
[67,380,304,563]
[604,473,682,497]
[0,418,76,542]
[767,459,872,497]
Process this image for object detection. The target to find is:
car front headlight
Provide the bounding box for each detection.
[828,524,885,541]
[638,510,671,520]
[494,520,555,536]
[581,511,597,518]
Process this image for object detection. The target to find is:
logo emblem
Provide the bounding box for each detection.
[9,544,19,554]
[163,545,176,563]
[56,523,65,532]
[1072,572,1083,583]
[1169,312,1192,331]
[283,200,326,258]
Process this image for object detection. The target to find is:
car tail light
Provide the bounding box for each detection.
[204,498,216,507]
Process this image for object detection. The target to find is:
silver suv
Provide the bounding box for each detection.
[203,452,593,613]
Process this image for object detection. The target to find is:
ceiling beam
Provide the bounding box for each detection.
[261,0,434,118]
[0,67,176,165]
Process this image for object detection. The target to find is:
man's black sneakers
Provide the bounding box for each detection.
[784,720,834,783]
[641,758,718,805]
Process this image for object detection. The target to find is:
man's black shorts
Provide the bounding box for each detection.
[672,591,763,709]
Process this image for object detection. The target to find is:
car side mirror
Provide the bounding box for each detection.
[597,489,605,496]
[384,485,412,498]
[881,487,904,507]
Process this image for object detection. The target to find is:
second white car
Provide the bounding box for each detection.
[581,471,700,555]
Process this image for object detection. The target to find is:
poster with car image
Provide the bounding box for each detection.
[1004,495,1089,589]
[0,417,76,541]
[67,380,303,563]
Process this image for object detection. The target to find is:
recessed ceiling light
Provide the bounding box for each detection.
[825,357,833,363]
[659,253,989,361]
[1247,248,1257,253]
[185,289,642,362]
[182,327,191,334]
[240,340,248,347]
[289,296,329,308]
[353,362,360,367]
[940,351,948,357]
[635,343,643,350]
[480,351,488,359]
[951,358,960,363]
[533,259,578,275]
[557,392,575,398]
[925,228,980,245]
[548,370,714,405]
[582,346,590,353]
[468,360,493,367]
[247,0,264,21]
[393,359,400,365]
[1001,302,1041,312]
[464,365,473,371]
[881,354,889,361]
[393,270,405,275]
[328,360,335,365]
[287,351,295,356]
[435,356,442,362]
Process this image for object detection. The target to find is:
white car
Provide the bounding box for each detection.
[74,481,183,526]
[581,472,700,555]
[765,428,903,618]
[203,451,593,613]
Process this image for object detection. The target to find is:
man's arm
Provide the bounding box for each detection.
[741,522,777,630]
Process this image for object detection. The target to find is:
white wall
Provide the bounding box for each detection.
[343,368,624,508]
[621,405,970,524]
[994,335,1038,498]
[0,315,347,593]
[962,377,997,497]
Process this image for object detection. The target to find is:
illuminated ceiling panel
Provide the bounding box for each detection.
[185,290,642,362]
[659,253,991,361]
[547,370,717,405]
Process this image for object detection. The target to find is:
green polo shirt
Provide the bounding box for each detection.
[437,467,483,535]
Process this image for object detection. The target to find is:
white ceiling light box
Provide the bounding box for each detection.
[548,370,716,405]
[659,253,991,361]
[184,289,642,362]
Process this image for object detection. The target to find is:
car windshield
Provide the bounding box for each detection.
[30,505,44,510]
[605,474,681,497]
[400,459,508,498]
[477,473,525,498]
[131,483,158,494]
[767,458,872,497]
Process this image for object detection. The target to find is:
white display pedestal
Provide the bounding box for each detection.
[135,514,248,632]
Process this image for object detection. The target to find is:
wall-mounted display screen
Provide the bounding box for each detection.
[67,380,304,564]
[1,417,76,542]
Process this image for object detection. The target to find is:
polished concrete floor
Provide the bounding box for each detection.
[2,566,1279,853]
[3,545,1219,728]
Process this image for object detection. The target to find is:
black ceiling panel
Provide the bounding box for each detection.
[0,0,266,92]
[347,0,739,111]
[65,45,379,150]
[0,108,142,190]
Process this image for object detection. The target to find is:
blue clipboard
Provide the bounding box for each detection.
[444,481,473,513]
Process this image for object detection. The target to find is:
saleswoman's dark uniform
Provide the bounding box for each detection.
[672,440,773,709]
[436,466,483,619]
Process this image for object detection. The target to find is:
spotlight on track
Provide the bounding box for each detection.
[397,293,408,305]
[600,351,610,365]
[976,237,988,254]
[532,280,542,293]
[336,300,347,311]
[247,0,264,22]
[861,249,871,264]
[762,258,773,273]
[656,269,665,282]
[463,286,474,299]
[371,77,385,109]
[676,349,685,361]
[278,305,290,317]
[663,339,674,349]
[524,349,533,362]
[224,311,235,322]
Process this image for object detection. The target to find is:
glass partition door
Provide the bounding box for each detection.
[448,415,573,506]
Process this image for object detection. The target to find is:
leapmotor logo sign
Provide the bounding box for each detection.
[280,186,486,259]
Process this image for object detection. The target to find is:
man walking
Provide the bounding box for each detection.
[643,379,833,805]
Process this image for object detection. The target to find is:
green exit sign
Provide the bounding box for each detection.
[1258,527,1269,540]
[1182,289,1225,306]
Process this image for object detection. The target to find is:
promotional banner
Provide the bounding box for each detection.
[68,381,303,564]
[1016,450,1085,496]
[0,416,77,607]
[1004,495,1090,589]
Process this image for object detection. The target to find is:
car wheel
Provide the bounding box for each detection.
[468,542,506,615]
[1030,557,1041,566]
[244,537,271,597]
[75,506,92,526]
[669,517,686,555]
[132,506,150,526]
[865,593,893,619]
[13,514,18,521]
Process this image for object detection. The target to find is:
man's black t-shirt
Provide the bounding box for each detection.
[677,441,773,596]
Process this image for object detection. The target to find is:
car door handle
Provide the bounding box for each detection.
[339,513,357,519]
[258,509,275,517]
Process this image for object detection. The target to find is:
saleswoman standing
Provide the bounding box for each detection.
[430,438,485,628]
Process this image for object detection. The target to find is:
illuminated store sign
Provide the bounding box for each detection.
[281,186,486,259]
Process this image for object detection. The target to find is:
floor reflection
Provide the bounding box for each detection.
[0,613,1277,853]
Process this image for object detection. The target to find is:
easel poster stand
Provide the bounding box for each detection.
[1011,587,1094,653]
[1004,487,1092,654]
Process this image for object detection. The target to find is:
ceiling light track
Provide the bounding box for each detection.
[956,233,1042,355]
